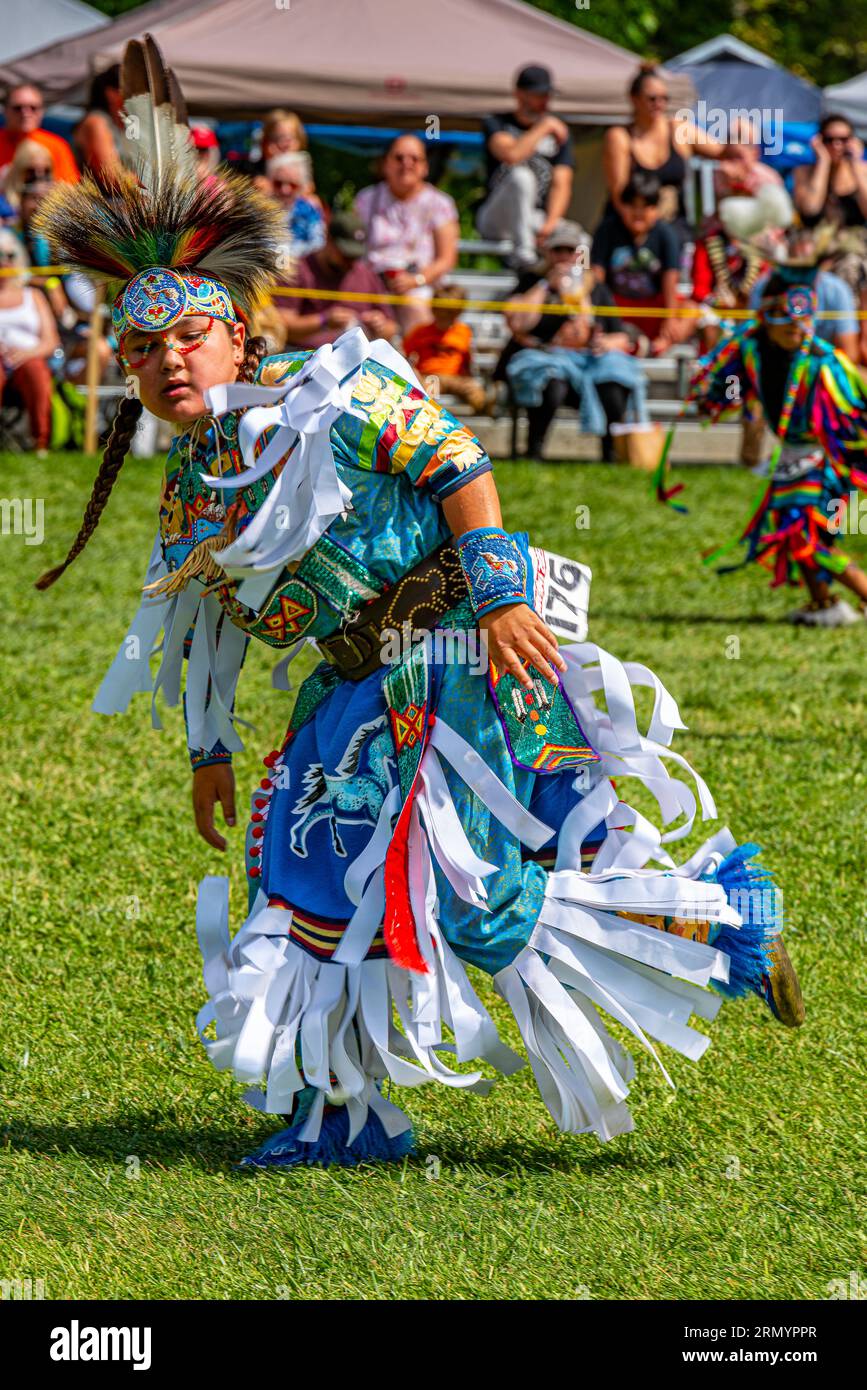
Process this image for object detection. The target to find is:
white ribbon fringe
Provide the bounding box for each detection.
[490,640,743,1142]
[190,637,747,1147]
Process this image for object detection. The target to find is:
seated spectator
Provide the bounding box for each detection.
[4,140,54,212]
[793,115,867,232]
[592,173,698,354]
[355,135,458,332]
[403,284,491,415]
[277,209,398,350]
[602,64,723,243]
[261,108,308,159]
[252,109,321,203]
[494,221,647,461]
[9,168,65,317]
[749,229,860,362]
[7,168,107,388]
[74,65,125,178]
[476,65,573,270]
[793,114,867,356]
[0,85,79,187]
[191,124,222,183]
[0,230,60,456]
[714,120,788,203]
[267,151,326,258]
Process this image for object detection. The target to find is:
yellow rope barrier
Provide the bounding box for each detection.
[2,264,864,318]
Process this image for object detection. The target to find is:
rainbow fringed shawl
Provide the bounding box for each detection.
[655,327,867,584]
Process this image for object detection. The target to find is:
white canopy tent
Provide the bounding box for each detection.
[824,72,867,137]
[0,0,108,69]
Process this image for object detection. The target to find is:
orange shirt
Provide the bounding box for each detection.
[0,128,79,183]
[403,321,472,376]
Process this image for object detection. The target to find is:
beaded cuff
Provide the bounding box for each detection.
[456,526,529,619]
[190,743,233,773]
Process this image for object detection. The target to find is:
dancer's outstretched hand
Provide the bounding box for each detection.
[193,763,237,851]
[479,602,566,689]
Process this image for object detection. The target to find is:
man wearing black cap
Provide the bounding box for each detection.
[476,64,574,270]
[279,208,399,349]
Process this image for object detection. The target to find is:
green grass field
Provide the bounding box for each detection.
[1,450,865,1301]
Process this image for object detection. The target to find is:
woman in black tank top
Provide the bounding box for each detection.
[602,64,724,234]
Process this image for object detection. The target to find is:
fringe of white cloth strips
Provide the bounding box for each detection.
[194,641,744,1147]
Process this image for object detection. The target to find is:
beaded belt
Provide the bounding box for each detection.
[317,538,469,681]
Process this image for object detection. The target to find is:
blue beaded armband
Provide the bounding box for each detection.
[190,742,233,773]
[456,526,528,619]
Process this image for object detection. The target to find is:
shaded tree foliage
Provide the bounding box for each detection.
[532,0,867,87]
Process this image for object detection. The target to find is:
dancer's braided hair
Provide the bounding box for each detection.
[239,334,267,385]
[35,394,144,590]
[34,333,269,591]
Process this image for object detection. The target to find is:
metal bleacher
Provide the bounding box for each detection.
[447,237,708,459]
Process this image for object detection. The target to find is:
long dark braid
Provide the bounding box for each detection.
[35,336,267,590]
[238,334,267,384]
[35,394,144,590]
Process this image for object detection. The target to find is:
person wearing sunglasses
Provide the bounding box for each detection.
[3,139,54,207]
[793,114,867,232]
[0,85,79,187]
[265,150,325,259]
[602,63,725,243]
[355,133,459,331]
[793,114,867,357]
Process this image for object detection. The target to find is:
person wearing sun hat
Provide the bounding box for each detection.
[32,34,805,1172]
[689,253,867,626]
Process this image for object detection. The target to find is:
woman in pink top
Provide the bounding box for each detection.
[355,134,459,331]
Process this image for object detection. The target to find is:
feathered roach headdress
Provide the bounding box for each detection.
[35,34,285,340]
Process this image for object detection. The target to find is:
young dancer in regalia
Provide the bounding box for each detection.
[34,37,804,1169]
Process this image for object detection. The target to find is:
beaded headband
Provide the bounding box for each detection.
[112,266,236,340]
[761,285,817,325]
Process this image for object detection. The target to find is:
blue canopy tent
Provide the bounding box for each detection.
[667,34,821,172]
[215,121,485,174]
